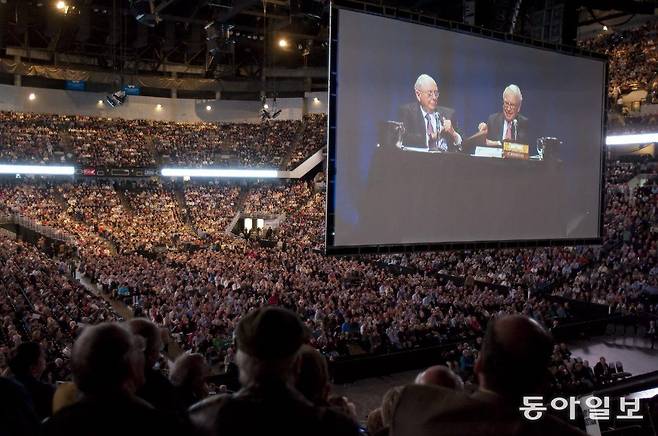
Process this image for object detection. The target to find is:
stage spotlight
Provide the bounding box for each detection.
[28,93,36,101]
[155,104,163,111]
[55,1,66,10]
[206,105,212,111]
[278,38,288,48]
[261,95,281,121]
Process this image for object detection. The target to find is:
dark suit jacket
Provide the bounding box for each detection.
[13,374,54,422]
[189,380,359,436]
[486,113,536,155]
[136,368,178,414]
[42,392,182,436]
[399,103,461,152]
[594,362,610,380]
[0,376,39,436]
[391,385,587,436]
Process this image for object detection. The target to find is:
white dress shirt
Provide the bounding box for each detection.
[502,119,514,141]
[419,106,462,150]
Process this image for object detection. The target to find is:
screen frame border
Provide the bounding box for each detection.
[325,4,608,256]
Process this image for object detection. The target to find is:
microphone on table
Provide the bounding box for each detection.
[512,118,518,141]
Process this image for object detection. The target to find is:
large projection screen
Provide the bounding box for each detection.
[326,8,606,254]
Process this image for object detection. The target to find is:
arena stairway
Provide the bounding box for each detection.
[114,186,136,214]
[51,189,119,255]
[280,120,308,170]
[58,130,75,162]
[76,271,184,363]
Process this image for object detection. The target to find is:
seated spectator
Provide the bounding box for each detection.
[8,342,55,422]
[367,408,386,436]
[188,306,359,436]
[42,322,180,436]
[52,382,79,415]
[0,376,40,436]
[295,344,330,407]
[414,365,464,390]
[128,318,177,414]
[170,353,209,411]
[593,357,611,384]
[381,386,404,430]
[390,315,586,436]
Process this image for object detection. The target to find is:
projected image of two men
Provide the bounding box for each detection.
[330,9,606,249]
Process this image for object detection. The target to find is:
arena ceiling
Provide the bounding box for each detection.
[0,0,656,96]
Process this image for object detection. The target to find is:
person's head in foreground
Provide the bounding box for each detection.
[170,352,209,405]
[72,322,145,396]
[475,315,553,405]
[235,306,307,387]
[9,342,46,379]
[295,344,330,406]
[189,306,359,436]
[128,318,162,370]
[415,365,464,390]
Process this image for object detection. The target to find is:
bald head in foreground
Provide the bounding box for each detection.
[415,365,464,391]
[391,315,587,436]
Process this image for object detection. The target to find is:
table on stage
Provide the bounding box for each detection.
[355,145,569,245]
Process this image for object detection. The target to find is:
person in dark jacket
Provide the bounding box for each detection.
[189,306,359,436]
[0,376,40,436]
[8,342,54,421]
[42,322,180,436]
[128,318,177,413]
[170,352,209,411]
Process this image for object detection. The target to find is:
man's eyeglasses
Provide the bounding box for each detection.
[503,100,519,109]
[420,90,440,98]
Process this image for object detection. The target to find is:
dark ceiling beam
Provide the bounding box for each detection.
[578,12,631,26]
[214,0,262,22]
[154,0,183,14]
[263,0,289,6]
[153,13,207,25]
[576,0,656,15]
[238,9,290,20]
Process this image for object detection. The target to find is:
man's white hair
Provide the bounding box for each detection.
[503,84,522,102]
[415,74,437,91]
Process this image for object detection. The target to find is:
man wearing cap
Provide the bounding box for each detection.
[188,306,359,436]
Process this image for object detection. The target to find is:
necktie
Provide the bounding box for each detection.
[426,113,436,149]
[505,121,512,140]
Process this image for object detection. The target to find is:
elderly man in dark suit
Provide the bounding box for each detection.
[399,74,462,152]
[391,315,587,436]
[478,84,536,155]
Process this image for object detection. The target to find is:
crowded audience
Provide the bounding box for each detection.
[287,114,327,169]
[0,111,322,169]
[580,20,658,96]
[0,114,656,436]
